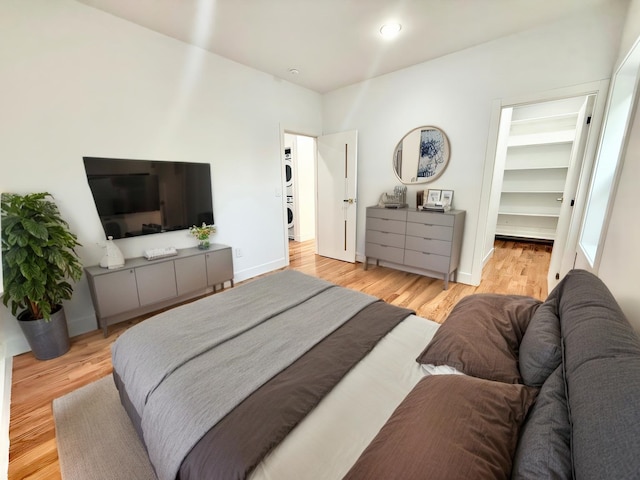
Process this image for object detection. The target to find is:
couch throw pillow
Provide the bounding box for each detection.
[416,294,541,383]
[343,374,539,480]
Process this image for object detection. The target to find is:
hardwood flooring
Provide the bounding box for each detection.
[8,238,551,480]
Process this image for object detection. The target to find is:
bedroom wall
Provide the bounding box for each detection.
[0,0,322,355]
[322,1,628,286]
[598,0,640,331]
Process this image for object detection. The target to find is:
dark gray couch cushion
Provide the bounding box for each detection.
[519,299,562,387]
[554,270,640,480]
[512,365,572,480]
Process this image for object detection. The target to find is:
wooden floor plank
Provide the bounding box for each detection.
[8,238,551,479]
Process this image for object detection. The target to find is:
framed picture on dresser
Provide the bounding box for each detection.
[441,190,454,208]
[426,189,441,205]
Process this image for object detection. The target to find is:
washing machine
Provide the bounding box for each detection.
[287,196,295,239]
[284,148,294,196]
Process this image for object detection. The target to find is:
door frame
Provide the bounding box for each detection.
[475,80,609,286]
[280,126,321,265]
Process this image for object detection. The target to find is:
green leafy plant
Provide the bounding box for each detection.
[1,192,83,321]
[189,222,216,241]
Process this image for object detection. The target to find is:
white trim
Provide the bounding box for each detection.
[0,342,11,480]
[476,80,609,286]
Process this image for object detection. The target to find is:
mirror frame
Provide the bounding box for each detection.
[393,125,450,184]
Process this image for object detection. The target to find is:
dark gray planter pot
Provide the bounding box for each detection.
[17,307,71,360]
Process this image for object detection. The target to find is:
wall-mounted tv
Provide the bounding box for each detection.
[83,157,214,239]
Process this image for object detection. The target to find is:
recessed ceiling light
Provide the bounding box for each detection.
[380,23,402,39]
[288,68,300,75]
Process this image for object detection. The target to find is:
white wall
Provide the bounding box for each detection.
[322,1,627,285]
[294,135,316,241]
[0,0,322,355]
[599,0,640,331]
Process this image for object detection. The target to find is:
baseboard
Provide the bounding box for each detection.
[232,258,288,283]
[482,247,495,267]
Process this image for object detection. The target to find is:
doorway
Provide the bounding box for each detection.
[282,129,359,264]
[486,87,606,292]
[283,133,316,244]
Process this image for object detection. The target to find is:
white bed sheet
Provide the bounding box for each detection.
[250,314,440,480]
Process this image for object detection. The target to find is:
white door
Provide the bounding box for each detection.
[316,130,358,262]
[547,95,595,290]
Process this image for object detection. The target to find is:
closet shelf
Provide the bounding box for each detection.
[507,129,575,147]
[498,208,560,218]
[503,165,569,171]
[500,189,564,194]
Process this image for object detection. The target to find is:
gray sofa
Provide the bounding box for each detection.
[344,270,640,479]
[513,269,640,480]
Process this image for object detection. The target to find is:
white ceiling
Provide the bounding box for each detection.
[76,0,616,93]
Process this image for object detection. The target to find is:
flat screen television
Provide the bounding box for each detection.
[83,157,214,239]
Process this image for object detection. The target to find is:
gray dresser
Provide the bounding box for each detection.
[364,206,465,289]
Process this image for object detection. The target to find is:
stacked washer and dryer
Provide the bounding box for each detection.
[285,147,295,240]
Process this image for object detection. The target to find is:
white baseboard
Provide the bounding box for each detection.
[232,258,288,283]
[482,247,495,267]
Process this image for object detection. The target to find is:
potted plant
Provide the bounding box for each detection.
[189,222,216,250]
[1,192,83,360]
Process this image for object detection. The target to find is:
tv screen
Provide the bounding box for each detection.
[83,157,214,239]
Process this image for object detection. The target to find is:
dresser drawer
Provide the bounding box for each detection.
[405,236,452,257]
[367,217,406,235]
[367,207,408,221]
[406,222,452,241]
[365,243,405,264]
[407,211,454,227]
[366,230,406,249]
[404,250,451,273]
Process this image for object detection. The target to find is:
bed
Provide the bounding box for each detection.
[113,269,640,480]
[111,270,439,480]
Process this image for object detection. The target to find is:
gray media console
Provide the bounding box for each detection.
[84,244,234,336]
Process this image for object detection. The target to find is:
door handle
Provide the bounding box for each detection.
[343,198,355,204]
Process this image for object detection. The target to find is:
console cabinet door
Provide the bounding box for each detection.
[206,248,233,286]
[91,269,140,318]
[175,255,207,296]
[135,262,177,306]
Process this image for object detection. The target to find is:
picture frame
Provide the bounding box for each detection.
[426,189,442,205]
[441,189,454,207]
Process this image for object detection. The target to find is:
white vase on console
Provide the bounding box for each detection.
[99,236,125,269]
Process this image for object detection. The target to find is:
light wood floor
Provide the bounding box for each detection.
[8,238,551,480]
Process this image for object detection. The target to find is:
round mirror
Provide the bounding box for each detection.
[393,126,450,184]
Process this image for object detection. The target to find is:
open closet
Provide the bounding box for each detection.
[494,96,594,243]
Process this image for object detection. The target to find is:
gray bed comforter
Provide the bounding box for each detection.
[111,270,378,480]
